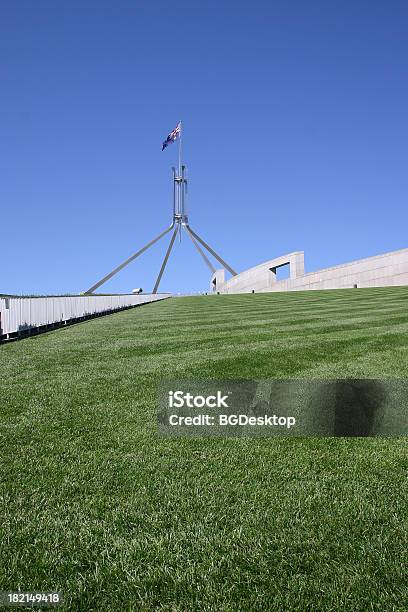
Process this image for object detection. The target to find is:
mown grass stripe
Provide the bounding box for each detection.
[1,286,407,611]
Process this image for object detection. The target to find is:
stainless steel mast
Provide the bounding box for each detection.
[84,122,237,294]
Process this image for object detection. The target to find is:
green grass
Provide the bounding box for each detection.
[0,287,407,611]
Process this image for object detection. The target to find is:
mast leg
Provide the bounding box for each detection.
[184,225,215,273]
[84,223,174,294]
[185,225,237,276]
[153,225,179,293]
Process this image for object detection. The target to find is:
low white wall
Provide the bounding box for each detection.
[0,294,170,337]
[216,248,408,294]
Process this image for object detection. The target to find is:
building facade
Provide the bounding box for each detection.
[211,248,408,294]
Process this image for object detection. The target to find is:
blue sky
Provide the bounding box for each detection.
[1,1,407,294]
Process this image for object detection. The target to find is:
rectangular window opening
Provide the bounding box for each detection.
[270,263,290,281]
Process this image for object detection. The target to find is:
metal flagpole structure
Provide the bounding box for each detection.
[185,230,216,273]
[178,120,182,177]
[152,225,179,293]
[184,225,237,276]
[84,223,174,294]
[178,122,183,243]
[84,121,237,295]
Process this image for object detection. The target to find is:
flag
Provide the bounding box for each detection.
[162,121,181,151]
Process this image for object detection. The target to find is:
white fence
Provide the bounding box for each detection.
[0,294,171,338]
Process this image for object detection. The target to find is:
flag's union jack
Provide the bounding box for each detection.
[162,122,181,151]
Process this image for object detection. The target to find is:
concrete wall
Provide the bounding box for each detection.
[213,248,408,294]
[210,269,225,292]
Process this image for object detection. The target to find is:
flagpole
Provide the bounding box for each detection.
[178,120,182,176]
[84,118,237,294]
[179,121,182,242]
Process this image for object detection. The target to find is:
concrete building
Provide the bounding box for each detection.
[211,247,408,294]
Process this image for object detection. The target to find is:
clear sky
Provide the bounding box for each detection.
[1,1,407,295]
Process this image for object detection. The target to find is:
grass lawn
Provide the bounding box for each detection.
[0,287,407,611]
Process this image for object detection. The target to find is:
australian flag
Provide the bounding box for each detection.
[162,121,181,151]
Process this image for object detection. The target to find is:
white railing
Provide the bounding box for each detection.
[0,294,171,337]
